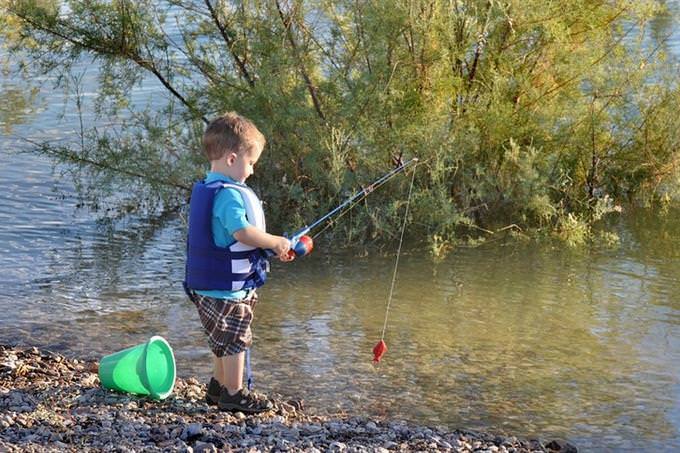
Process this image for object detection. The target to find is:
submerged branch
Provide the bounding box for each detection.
[19,137,191,192]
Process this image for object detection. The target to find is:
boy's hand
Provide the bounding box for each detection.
[271,236,292,259]
[233,227,296,261]
[279,251,295,262]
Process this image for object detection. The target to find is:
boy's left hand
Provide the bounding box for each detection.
[279,251,295,262]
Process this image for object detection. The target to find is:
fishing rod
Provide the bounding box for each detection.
[270,157,419,259]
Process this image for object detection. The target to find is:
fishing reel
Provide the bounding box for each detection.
[287,234,313,258]
[265,231,313,259]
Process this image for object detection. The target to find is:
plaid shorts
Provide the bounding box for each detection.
[188,291,258,357]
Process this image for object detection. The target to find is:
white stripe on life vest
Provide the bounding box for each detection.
[231,280,245,291]
[221,183,266,231]
[231,258,252,274]
[222,183,266,256]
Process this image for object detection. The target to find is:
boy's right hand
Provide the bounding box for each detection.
[271,236,292,258]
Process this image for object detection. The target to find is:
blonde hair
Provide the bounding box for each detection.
[202,112,266,161]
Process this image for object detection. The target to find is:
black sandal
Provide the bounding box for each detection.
[218,388,273,413]
[205,377,222,406]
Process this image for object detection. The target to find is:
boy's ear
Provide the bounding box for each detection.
[226,152,237,165]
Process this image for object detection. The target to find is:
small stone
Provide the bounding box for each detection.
[328,421,344,433]
[222,424,241,434]
[545,440,578,452]
[287,399,304,411]
[329,441,347,452]
[303,423,323,433]
[181,423,203,440]
[502,436,518,446]
[193,441,217,453]
[276,439,291,451]
[81,374,98,387]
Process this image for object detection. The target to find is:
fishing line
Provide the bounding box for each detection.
[380,164,417,340]
[311,164,417,240]
[372,162,418,363]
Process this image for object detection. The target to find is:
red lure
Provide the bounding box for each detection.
[372,340,387,363]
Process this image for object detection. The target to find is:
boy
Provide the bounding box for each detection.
[184,112,292,413]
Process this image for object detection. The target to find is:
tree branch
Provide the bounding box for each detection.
[275,0,326,122]
[203,0,256,88]
[11,9,208,124]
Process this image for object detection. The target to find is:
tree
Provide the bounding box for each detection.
[2,0,678,253]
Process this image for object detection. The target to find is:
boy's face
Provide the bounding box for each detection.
[227,144,262,183]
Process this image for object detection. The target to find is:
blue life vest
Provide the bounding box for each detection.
[184,179,269,291]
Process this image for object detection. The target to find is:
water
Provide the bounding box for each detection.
[1,5,680,451]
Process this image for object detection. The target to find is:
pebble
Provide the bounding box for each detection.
[0,344,575,452]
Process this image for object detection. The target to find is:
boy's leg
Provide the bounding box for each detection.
[213,354,226,386]
[221,351,245,395]
[218,350,272,413]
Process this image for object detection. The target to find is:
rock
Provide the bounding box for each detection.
[303,423,323,433]
[193,441,217,453]
[329,441,347,452]
[328,421,345,433]
[545,440,578,452]
[287,399,304,411]
[181,423,203,441]
[81,373,98,387]
[365,421,379,432]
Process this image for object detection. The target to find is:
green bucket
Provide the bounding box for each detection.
[98,336,176,400]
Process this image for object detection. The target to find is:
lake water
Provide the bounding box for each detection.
[1,5,680,451]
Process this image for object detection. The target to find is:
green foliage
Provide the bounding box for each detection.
[1,0,679,254]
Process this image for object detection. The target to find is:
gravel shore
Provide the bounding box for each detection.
[0,345,577,452]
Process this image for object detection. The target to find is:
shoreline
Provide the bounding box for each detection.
[0,345,576,452]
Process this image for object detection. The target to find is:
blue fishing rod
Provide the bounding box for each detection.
[278,157,419,258]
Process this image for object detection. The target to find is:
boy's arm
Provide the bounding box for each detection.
[234,226,291,257]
